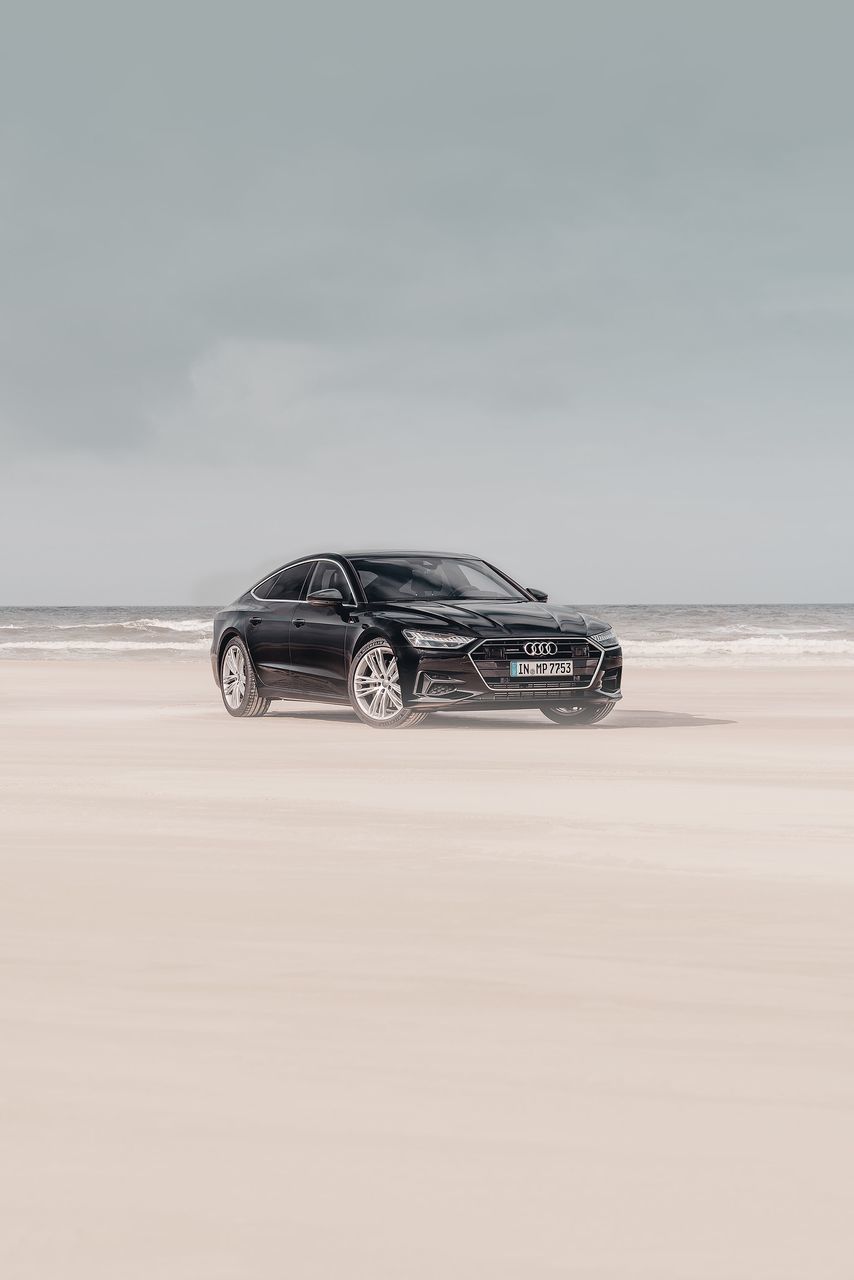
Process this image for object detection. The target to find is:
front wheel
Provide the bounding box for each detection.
[348,639,428,729]
[220,638,270,718]
[541,701,615,726]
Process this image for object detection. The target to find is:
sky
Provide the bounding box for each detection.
[1,1,852,604]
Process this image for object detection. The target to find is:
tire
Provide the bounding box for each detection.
[348,638,428,729]
[219,637,270,718]
[540,701,615,726]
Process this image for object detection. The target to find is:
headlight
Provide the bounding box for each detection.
[402,629,473,649]
[590,627,618,647]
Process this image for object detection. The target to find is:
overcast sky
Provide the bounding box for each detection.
[2,1,852,604]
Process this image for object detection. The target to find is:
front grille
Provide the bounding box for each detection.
[469,636,602,691]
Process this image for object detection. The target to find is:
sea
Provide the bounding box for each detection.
[0,604,852,665]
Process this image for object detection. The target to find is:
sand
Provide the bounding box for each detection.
[2,660,853,1278]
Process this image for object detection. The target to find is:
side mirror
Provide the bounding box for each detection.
[307,587,344,605]
[527,587,548,603]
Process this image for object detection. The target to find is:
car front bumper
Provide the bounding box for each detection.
[401,638,623,710]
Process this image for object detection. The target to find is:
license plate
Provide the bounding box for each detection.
[510,659,574,678]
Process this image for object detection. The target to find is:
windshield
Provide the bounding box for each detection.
[351,556,527,604]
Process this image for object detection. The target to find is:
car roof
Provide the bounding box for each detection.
[329,549,480,560]
[254,551,483,583]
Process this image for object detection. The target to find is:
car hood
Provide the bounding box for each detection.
[371,599,591,636]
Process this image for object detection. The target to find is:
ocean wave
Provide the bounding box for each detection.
[0,639,210,653]
[705,624,840,635]
[133,617,212,632]
[56,617,211,632]
[624,636,854,662]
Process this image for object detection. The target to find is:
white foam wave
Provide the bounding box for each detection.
[706,624,840,635]
[56,617,211,632]
[0,639,210,653]
[624,636,854,664]
[133,617,212,632]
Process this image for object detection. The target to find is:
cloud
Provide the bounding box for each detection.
[1,1,852,598]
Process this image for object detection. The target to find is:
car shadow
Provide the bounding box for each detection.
[585,709,734,730]
[268,708,355,722]
[419,709,734,730]
[268,707,734,730]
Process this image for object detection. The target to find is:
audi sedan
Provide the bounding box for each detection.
[211,551,622,729]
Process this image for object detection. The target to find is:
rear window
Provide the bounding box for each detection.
[254,562,312,600]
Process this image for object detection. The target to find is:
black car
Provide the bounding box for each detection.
[211,551,622,729]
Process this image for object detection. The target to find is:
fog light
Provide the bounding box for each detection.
[422,675,463,698]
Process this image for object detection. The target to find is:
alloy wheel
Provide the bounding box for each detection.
[222,644,247,710]
[353,644,403,722]
[541,700,615,725]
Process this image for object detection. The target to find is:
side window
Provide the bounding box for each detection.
[252,573,279,600]
[263,562,312,600]
[306,561,352,600]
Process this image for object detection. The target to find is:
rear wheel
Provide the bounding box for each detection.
[220,638,270,718]
[541,701,615,726]
[349,639,428,729]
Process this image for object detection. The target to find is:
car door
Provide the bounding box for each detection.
[245,561,313,691]
[289,559,356,699]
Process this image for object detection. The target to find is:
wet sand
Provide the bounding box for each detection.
[2,661,853,1278]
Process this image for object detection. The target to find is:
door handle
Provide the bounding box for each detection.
[293,617,306,628]
[249,616,263,626]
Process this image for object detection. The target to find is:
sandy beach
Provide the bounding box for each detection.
[2,660,853,1278]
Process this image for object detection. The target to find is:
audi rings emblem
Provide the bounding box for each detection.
[524,641,558,656]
